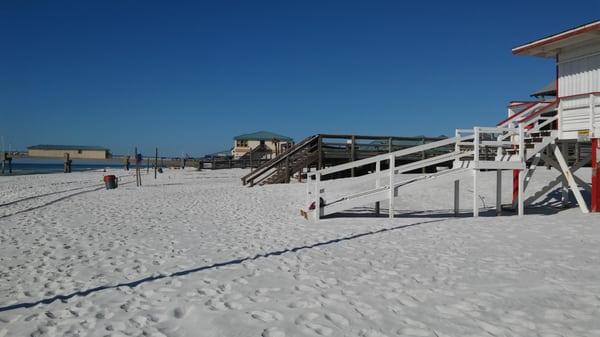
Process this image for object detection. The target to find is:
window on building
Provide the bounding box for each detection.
[236,140,248,147]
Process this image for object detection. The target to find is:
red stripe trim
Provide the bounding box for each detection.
[519,99,558,124]
[512,21,600,55]
[496,102,539,126]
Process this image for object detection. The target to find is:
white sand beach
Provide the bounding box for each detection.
[1,168,599,337]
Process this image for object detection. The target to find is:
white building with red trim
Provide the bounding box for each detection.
[512,20,600,212]
[304,20,600,221]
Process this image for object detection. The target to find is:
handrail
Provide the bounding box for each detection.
[310,135,472,177]
[497,101,549,127]
[519,99,558,124]
[241,135,318,185]
[524,114,558,134]
[497,102,536,127]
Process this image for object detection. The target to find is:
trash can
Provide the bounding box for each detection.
[103,175,118,189]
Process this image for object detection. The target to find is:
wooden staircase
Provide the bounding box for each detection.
[241,135,319,186]
[238,144,272,162]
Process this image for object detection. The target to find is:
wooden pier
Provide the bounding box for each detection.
[241,133,456,186]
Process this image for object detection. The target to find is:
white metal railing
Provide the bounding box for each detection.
[307,134,474,220]
[306,116,561,220]
[498,101,553,129]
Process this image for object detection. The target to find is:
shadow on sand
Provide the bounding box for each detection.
[0,218,444,313]
[324,187,587,219]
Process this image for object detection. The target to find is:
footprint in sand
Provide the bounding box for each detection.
[262,327,286,337]
[358,329,389,337]
[249,310,283,322]
[397,327,430,337]
[324,312,349,327]
[305,322,333,336]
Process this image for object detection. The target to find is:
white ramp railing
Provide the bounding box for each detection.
[307,135,474,220]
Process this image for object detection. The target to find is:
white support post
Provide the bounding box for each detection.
[314,172,321,221]
[306,171,311,210]
[590,94,595,137]
[558,100,563,139]
[518,169,525,216]
[389,154,395,219]
[553,144,590,213]
[496,170,502,215]
[496,134,503,158]
[375,160,380,215]
[375,160,381,189]
[454,179,460,216]
[473,127,479,217]
[517,125,525,216]
[453,129,460,168]
[561,142,569,207]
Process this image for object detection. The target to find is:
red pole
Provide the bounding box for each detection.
[512,169,519,206]
[592,138,600,212]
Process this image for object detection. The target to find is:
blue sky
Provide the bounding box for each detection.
[1,1,598,156]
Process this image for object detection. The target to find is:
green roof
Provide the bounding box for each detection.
[234,131,292,141]
[27,144,109,151]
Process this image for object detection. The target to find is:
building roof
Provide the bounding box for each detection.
[27,144,109,151]
[234,131,293,141]
[530,81,556,98]
[205,149,232,158]
[512,20,600,58]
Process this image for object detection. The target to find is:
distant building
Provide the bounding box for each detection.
[204,149,233,159]
[27,145,111,160]
[232,131,293,159]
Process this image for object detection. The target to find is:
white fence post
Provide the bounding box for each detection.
[473,127,479,217]
[518,124,525,216]
[389,154,395,219]
[314,172,321,221]
[375,160,381,215]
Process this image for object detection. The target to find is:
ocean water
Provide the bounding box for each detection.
[1,159,125,176]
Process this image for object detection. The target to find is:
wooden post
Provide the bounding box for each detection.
[64,153,72,173]
[135,147,141,187]
[285,155,290,183]
[496,170,502,215]
[146,157,150,173]
[154,148,158,179]
[454,179,460,216]
[317,135,323,170]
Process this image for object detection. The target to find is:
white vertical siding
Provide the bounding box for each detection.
[558,47,600,138]
[559,94,600,139]
[558,53,600,97]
